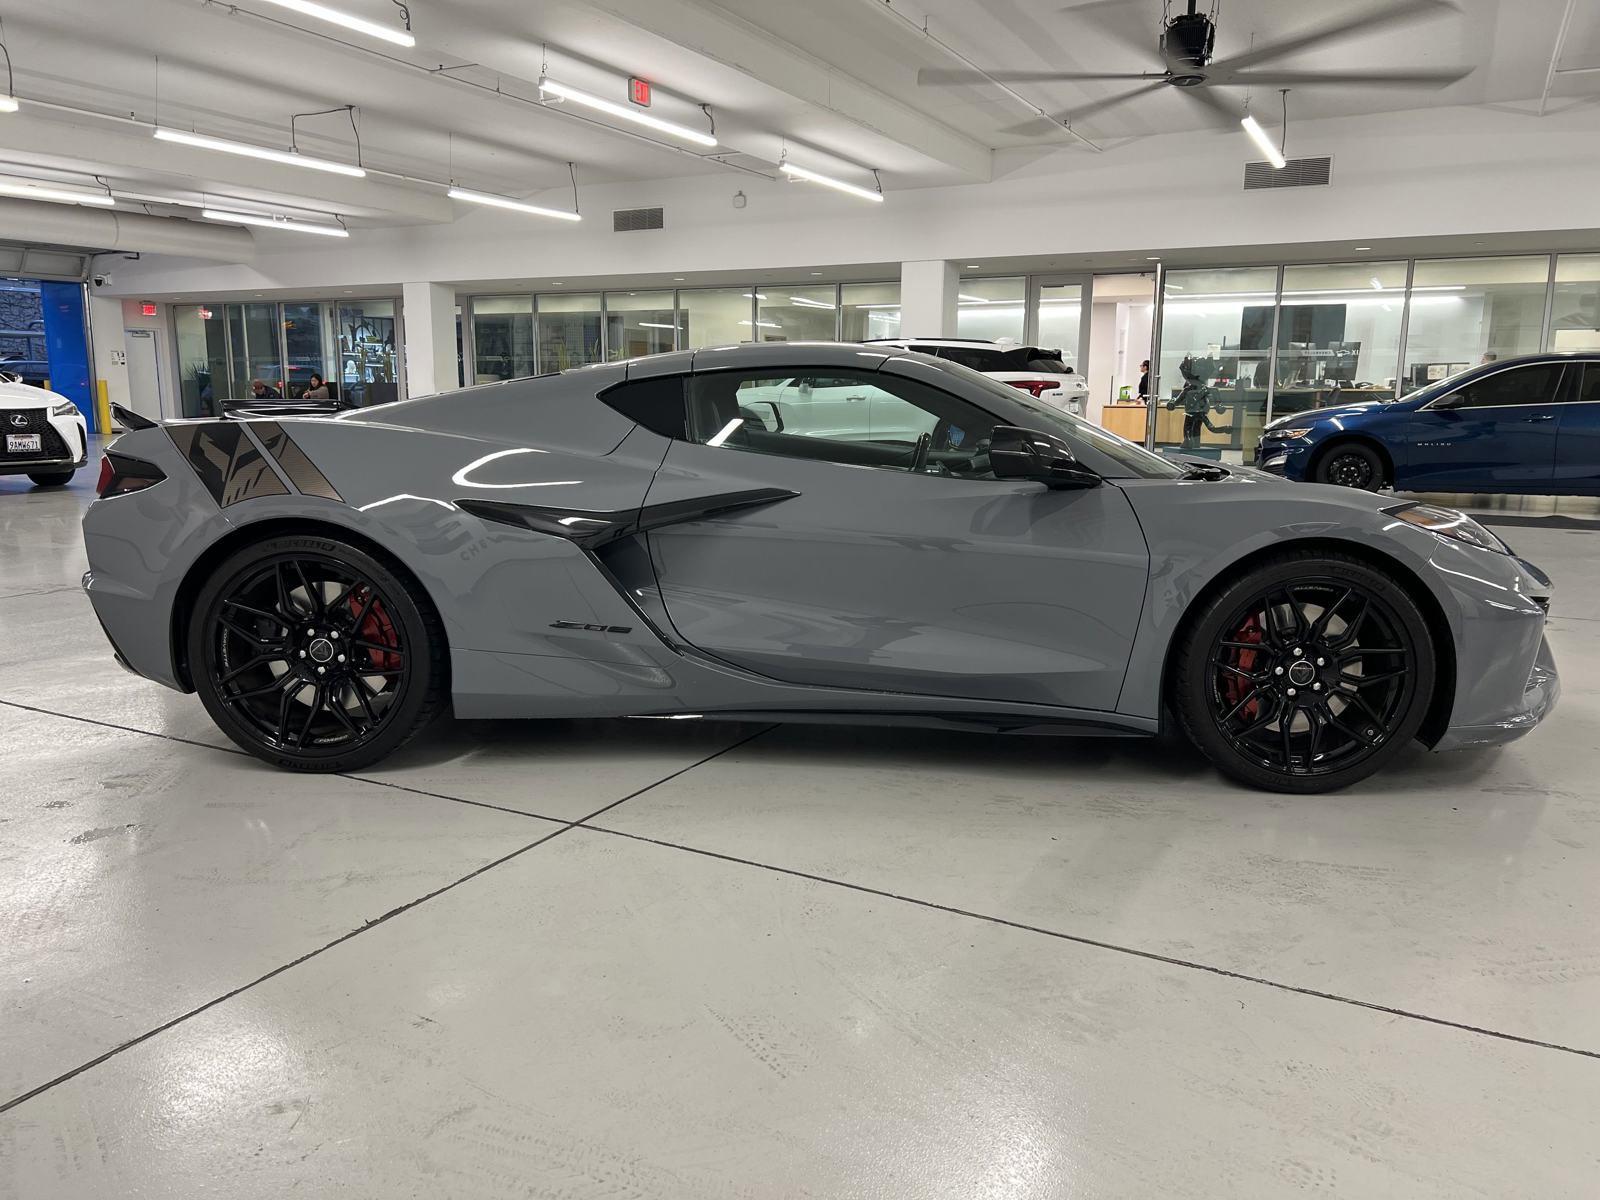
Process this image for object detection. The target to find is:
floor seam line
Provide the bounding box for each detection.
[0,723,775,1116]
[0,698,244,755]
[576,822,1600,1064]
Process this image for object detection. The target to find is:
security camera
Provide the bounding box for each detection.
[92,273,111,288]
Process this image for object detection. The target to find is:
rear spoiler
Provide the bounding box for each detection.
[110,402,159,431]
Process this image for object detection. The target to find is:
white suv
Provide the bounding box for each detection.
[0,376,89,487]
[866,338,1090,415]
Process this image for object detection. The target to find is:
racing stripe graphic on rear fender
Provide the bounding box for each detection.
[251,421,343,502]
[167,422,288,507]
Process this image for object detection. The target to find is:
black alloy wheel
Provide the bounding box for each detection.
[1174,553,1434,793]
[1316,443,1383,491]
[190,535,447,771]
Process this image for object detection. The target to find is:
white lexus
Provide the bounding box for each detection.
[0,376,89,487]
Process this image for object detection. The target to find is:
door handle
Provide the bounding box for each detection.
[1521,413,1556,422]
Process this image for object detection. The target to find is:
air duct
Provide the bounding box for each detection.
[0,197,256,262]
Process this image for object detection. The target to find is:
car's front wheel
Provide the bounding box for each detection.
[28,470,74,487]
[189,534,448,771]
[1314,441,1385,490]
[1173,552,1435,793]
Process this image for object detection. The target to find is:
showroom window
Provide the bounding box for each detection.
[282,303,326,397]
[1035,283,1083,370]
[1274,260,1407,413]
[759,285,838,343]
[956,276,1025,341]
[337,299,402,406]
[1154,267,1278,453]
[605,291,677,360]
[536,292,602,373]
[1401,256,1549,392]
[680,287,756,349]
[173,304,229,418]
[473,296,535,382]
[841,282,900,342]
[1551,254,1600,353]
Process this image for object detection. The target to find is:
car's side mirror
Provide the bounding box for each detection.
[989,425,1100,489]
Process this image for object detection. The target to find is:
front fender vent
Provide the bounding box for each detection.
[1244,156,1332,190]
[613,206,665,232]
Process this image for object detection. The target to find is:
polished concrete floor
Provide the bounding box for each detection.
[3,455,1599,1197]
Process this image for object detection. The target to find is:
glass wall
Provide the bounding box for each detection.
[956,276,1026,341]
[536,293,602,373]
[337,299,400,406]
[759,285,837,343]
[472,296,535,382]
[1550,253,1600,353]
[841,282,900,341]
[1274,261,1406,413]
[173,304,229,417]
[1036,283,1082,368]
[679,287,754,349]
[1155,267,1278,454]
[281,303,326,397]
[605,291,676,361]
[1401,256,1547,390]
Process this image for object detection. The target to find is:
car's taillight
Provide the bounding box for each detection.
[97,451,166,498]
[1004,379,1062,398]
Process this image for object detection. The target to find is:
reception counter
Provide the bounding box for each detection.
[1101,403,1150,442]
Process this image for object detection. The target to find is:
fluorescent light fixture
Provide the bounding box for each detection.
[538,77,717,146]
[0,178,115,206]
[446,186,582,221]
[1369,276,1384,290]
[957,293,989,303]
[154,127,366,177]
[788,296,836,309]
[0,96,18,113]
[737,320,782,329]
[201,209,349,237]
[741,292,768,299]
[255,0,415,45]
[706,418,743,447]
[778,162,884,203]
[637,322,676,329]
[851,302,901,309]
[1240,114,1286,169]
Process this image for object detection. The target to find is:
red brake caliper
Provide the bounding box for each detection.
[350,590,402,674]
[1221,614,1264,721]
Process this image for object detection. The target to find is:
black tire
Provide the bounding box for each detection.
[1173,551,1435,794]
[28,470,74,487]
[189,534,448,772]
[1314,441,1384,491]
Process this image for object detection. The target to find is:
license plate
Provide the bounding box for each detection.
[6,434,41,454]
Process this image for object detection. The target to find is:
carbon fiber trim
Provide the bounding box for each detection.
[167,422,289,507]
[251,421,343,501]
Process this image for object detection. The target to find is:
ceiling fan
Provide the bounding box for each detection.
[918,0,1473,136]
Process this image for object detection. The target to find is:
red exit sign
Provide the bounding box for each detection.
[140,302,157,317]
[629,77,651,107]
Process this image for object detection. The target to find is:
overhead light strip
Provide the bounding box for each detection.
[201,208,349,237]
[154,127,366,177]
[1240,114,1287,170]
[538,77,716,147]
[779,162,884,203]
[255,0,415,46]
[0,178,115,206]
[446,186,582,221]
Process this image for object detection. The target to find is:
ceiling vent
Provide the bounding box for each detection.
[1244,156,1332,190]
[613,206,665,232]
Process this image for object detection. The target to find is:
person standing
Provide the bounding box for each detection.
[1137,359,1151,401]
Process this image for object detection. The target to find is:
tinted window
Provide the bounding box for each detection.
[1578,364,1600,404]
[687,368,997,479]
[599,376,687,439]
[927,346,1003,371]
[1448,364,1564,409]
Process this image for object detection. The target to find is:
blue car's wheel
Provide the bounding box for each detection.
[1174,552,1435,793]
[1314,442,1384,491]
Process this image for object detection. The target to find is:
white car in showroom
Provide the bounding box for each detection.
[865,338,1091,415]
[0,375,90,487]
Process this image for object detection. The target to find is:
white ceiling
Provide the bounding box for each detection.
[0,0,1593,237]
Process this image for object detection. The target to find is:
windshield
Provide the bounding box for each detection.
[920,355,1186,479]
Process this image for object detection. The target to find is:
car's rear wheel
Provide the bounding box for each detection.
[1173,552,1435,793]
[189,534,447,772]
[1314,442,1384,490]
[28,470,74,487]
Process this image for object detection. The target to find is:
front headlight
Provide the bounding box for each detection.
[1267,427,1314,440]
[50,401,78,418]
[1384,502,1508,555]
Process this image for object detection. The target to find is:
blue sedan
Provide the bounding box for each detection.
[1256,353,1600,493]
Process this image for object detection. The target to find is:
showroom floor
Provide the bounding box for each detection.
[4,452,1599,1198]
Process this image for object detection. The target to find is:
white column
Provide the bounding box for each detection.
[86,294,131,430]
[898,260,960,339]
[400,281,458,398]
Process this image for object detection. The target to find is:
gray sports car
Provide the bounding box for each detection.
[83,343,1559,793]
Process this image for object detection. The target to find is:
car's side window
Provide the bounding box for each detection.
[1447,364,1564,409]
[687,368,998,479]
[599,376,687,439]
[1577,364,1600,405]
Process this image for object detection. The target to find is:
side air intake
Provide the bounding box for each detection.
[1244,156,1332,190]
[613,206,665,232]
